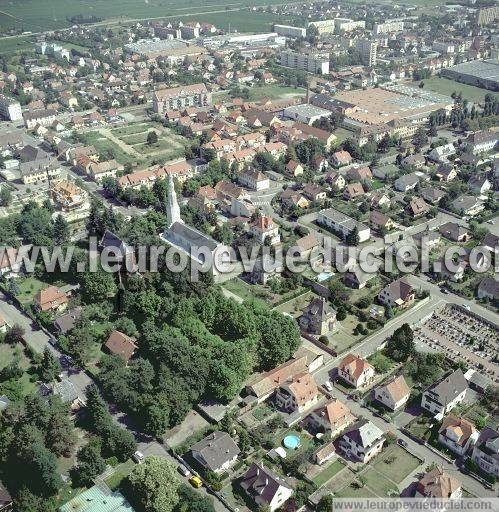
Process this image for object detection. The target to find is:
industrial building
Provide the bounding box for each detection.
[441,59,499,91]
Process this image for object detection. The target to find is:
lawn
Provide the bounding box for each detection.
[362,467,399,497]
[251,403,274,422]
[312,459,346,487]
[247,85,306,101]
[332,127,353,144]
[373,445,421,484]
[104,460,135,491]
[414,77,499,104]
[0,35,33,54]
[78,132,136,166]
[334,481,378,498]
[15,276,47,304]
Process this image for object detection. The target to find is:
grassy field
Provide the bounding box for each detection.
[15,276,48,304]
[247,85,306,101]
[78,131,136,166]
[415,77,499,104]
[0,35,32,54]
[373,445,421,484]
[0,0,293,32]
[312,459,346,487]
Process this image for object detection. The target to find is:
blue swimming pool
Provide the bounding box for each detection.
[283,435,301,450]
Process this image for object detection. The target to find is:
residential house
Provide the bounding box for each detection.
[343,182,365,201]
[374,374,410,411]
[249,216,280,245]
[370,210,394,232]
[23,108,56,129]
[439,222,470,242]
[339,419,385,463]
[0,482,12,512]
[452,195,484,216]
[421,369,468,418]
[0,247,23,277]
[377,278,415,309]
[471,427,499,478]
[406,197,430,217]
[369,192,390,209]
[285,160,304,178]
[438,415,478,456]
[415,468,462,499]
[402,153,426,169]
[325,171,346,190]
[240,463,293,512]
[435,164,457,182]
[299,297,336,335]
[394,173,419,192]
[346,166,372,182]
[275,372,319,413]
[468,176,491,195]
[280,189,309,209]
[53,307,82,335]
[482,233,499,254]
[245,355,309,403]
[191,431,240,473]
[307,398,356,437]
[34,286,68,314]
[0,314,7,334]
[331,150,352,167]
[421,187,446,205]
[464,131,498,155]
[303,183,327,202]
[338,354,375,388]
[88,159,123,183]
[343,267,376,290]
[104,330,138,363]
[313,443,336,465]
[238,169,269,191]
[428,143,456,162]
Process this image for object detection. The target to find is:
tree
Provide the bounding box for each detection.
[126,456,180,512]
[0,187,12,207]
[346,227,360,246]
[317,494,333,512]
[38,347,61,382]
[386,323,415,362]
[81,270,118,302]
[71,440,106,487]
[53,215,70,245]
[4,324,25,345]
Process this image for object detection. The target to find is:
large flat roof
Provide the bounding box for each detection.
[333,87,452,125]
[444,59,499,84]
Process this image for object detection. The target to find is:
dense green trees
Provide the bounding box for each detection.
[71,440,106,487]
[125,457,180,512]
[386,323,415,362]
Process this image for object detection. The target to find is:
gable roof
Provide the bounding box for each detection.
[343,419,384,448]
[104,330,138,362]
[425,369,468,405]
[241,463,292,505]
[417,468,461,498]
[378,374,410,403]
[339,354,374,380]
[35,286,67,311]
[439,415,476,446]
[191,431,240,470]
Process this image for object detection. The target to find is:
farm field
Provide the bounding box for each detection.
[0,0,293,32]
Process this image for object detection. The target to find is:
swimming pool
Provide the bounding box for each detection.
[283,435,301,450]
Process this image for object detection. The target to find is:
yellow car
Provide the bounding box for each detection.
[189,476,203,488]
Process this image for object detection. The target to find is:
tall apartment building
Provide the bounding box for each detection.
[273,24,306,38]
[334,18,366,33]
[0,95,22,121]
[477,5,499,26]
[355,39,377,66]
[280,50,330,74]
[153,83,211,114]
[373,20,404,34]
[308,19,336,35]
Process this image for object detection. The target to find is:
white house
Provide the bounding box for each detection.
[274,372,319,414]
[339,420,385,463]
[438,415,478,456]
[374,375,411,411]
[471,427,499,478]
[338,354,375,389]
[421,369,468,419]
[240,463,293,512]
[191,431,240,473]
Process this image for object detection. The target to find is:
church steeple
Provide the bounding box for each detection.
[166,174,182,228]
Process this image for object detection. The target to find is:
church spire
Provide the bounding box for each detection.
[166,173,182,228]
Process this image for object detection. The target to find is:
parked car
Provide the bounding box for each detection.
[189,475,203,488]
[397,438,408,447]
[177,464,191,477]
[323,381,333,392]
[132,451,145,464]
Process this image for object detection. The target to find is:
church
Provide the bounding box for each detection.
[161,175,231,281]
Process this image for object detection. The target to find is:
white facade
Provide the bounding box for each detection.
[0,95,22,121]
[280,50,329,74]
[373,21,404,34]
[274,24,306,38]
[355,39,377,66]
[318,209,371,243]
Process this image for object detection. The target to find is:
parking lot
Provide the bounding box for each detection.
[415,304,499,382]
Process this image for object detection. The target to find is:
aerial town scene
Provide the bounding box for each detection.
[0,0,497,511]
